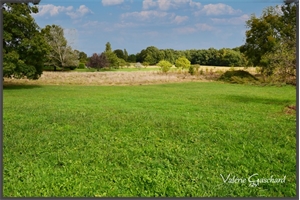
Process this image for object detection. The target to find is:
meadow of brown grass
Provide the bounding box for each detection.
[3,66,257,86]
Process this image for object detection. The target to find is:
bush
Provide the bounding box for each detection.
[175,57,190,69]
[157,60,172,73]
[78,63,85,69]
[188,66,195,75]
[142,62,150,68]
[218,70,259,84]
[199,68,204,75]
[135,62,142,70]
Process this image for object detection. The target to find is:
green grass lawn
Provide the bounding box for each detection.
[3,82,296,197]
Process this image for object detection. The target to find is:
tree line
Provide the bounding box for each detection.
[3,1,297,84]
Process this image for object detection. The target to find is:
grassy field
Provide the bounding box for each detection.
[3,82,296,197]
[3,71,210,86]
[51,65,257,74]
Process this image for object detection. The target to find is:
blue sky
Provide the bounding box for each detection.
[31,0,283,56]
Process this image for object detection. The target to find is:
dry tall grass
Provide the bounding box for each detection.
[3,71,207,86]
[3,67,257,86]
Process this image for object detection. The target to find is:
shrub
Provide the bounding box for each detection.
[157,60,172,73]
[175,57,190,69]
[218,70,259,84]
[199,68,204,75]
[135,62,142,70]
[142,62,150,68]
[194,64,200,72]
[68,66,77,70]
[78,63,85,69]
[188,66,195,75]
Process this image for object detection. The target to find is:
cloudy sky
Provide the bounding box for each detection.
[32,0,282,56]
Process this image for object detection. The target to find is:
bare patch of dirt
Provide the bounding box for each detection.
[284,105,296,115]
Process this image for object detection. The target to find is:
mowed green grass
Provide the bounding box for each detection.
[3,82,296,197]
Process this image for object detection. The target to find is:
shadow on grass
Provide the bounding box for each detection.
[3,84,43,90]
[226,94,293,106]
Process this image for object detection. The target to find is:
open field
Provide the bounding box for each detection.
[4,71,209,86]
[74,66,257,73]
[3,81,296,197]
[4,66,257,86]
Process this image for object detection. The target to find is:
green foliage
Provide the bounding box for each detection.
[3,3,49,79]
[261,42,296,85]
[218,70,259,84]
[136,47,245,68]
[128,54,137,63]
[137,46,164,65]
[105,42,112,52]
[114,49,126,60]
[104,42,119,69]
[78,63,85,69]
[199,68,204,75]
[241,2,296,83]
[188,66,195,75]
[241,8,281,67]
[3,83,296,197]
[41,25,79,71]
[175,57,191,69]
[117,58,127,68]
[157,60,172,73]
[142,62,150,67]
[124,49,129,61]
[78,51,88,63]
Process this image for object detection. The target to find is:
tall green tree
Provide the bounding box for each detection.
[79,51,88,63]
[113,49,125,60]
[241,6,281,67]
[3,3,49,79]
[124,49,129,61]
[241,1,296,83]
[41,25,79,71]
[104,42,120,69]
[127,54,136,63]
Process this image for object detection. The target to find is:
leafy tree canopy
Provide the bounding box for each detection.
[241,1,296,84]
[41,25,79,71]
[3,3,49,79]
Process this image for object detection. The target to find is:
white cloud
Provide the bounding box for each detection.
[66,5,93,19]
[121,10,169,20]
[189,0,201,9]
[194,3,242,16]
[174,23,214,34]
[33,4,92,19]
[157,0,173,10]
[195,23,214,31]
[142,0,201,10]
[211,14,249,25]
[34,4,73,16]
[172,15,189,24]
[143,0,157,9]
[102,0,124,6]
